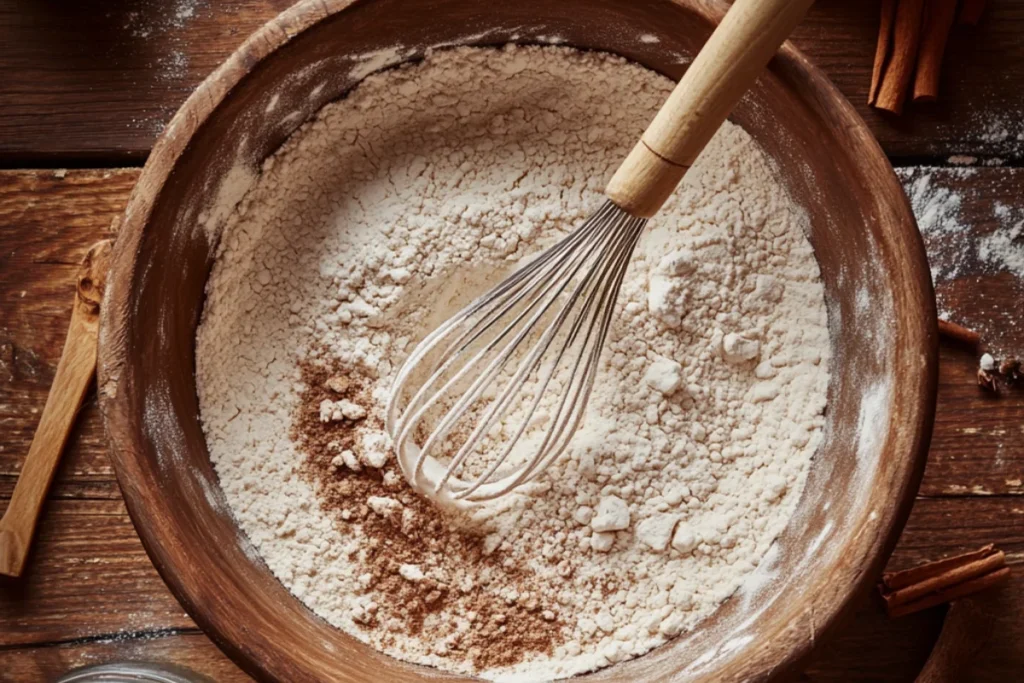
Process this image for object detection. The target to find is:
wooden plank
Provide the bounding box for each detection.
[0,631,249,682]
[0,498,195,647]
[0,1,286,164]
[925,345,1024,498]
[0,1,1022,162]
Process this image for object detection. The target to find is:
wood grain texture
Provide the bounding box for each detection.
[0,498,195,648]
[0,631,248,682]
[909,167,1024,498]
[0,0,1023,163]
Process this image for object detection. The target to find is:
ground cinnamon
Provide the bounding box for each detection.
[879,545,1009,618]
[292,357,562,670]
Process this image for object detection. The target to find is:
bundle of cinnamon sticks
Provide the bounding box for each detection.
[869,0,987,114]
[879,544,1009,618]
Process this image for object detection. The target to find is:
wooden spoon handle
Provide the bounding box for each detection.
[0,240,111,577]
[605,0,815,217]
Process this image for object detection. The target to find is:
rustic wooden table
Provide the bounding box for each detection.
[2,1,1022,680]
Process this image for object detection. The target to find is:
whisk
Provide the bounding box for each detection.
[386,0,814,503]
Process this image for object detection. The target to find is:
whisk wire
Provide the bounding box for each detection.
[496,213,646,493]
[396,205,618,484]
[387,200,647,501]
[440,209,638,495]
[451,210,646,498]
[391,203,613,447]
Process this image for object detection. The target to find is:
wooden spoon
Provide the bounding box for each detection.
[0,239,112,577]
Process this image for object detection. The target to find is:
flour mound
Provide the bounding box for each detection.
[196,45,830,681]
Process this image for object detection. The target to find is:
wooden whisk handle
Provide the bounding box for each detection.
[605,0,814,217]
[0,240,111,577]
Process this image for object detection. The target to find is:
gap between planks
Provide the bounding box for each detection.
[0,627,203,653]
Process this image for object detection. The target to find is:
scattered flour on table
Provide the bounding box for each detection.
[119,0,206,129]
[196,45,830,680]
[896,166,1024,354]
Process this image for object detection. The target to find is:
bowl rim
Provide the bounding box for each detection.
[98,0,937,680]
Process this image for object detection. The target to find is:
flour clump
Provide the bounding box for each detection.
[196,45,830,680]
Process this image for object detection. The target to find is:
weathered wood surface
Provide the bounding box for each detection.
[0,171,134,505]
[1,0,1023,163]
[906,167,1024,498]
[0,166,1022,680]
[1,631,246,682]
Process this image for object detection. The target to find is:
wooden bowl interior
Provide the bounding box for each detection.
[100,0,935,681]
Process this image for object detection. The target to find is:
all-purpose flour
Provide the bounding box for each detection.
[196,45,830,680]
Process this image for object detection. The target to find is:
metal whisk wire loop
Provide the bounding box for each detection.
[386,200,646,501]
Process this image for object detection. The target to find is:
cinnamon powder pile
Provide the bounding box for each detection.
[293,359,563,669]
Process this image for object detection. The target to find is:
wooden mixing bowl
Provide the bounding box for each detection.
[98,0,937,680]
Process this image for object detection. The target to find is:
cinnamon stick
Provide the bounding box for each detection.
[869,0,898,106]
[937,318,980,348]
[871,0,926,114]
[958,0,987,25]
[879,545,1010,618]
[913,0,959,103]
[889,568,1010,618]
[882,544,995,590]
